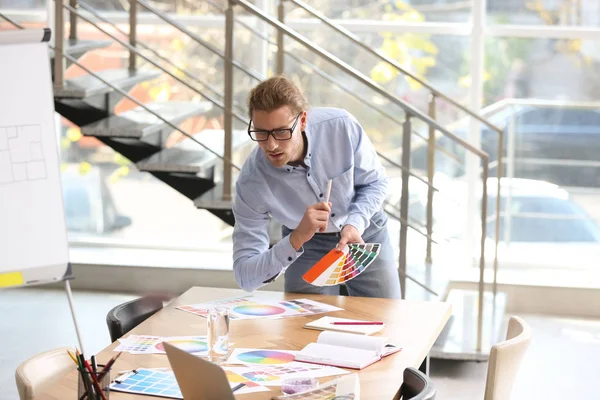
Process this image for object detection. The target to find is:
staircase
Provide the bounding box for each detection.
[0,0,507,360]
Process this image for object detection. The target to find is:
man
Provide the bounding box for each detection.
[232,76,400,298]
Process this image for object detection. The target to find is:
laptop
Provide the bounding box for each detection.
[163,341,235,400]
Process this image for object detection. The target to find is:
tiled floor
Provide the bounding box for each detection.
[1,288,599,400]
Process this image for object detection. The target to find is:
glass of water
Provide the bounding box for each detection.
[207,307,230,364]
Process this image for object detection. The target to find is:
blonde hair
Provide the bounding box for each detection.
[247,76,309,118]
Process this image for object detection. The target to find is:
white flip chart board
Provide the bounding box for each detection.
[0,28,72,288]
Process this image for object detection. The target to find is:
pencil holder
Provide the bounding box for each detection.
[77,369,110,400]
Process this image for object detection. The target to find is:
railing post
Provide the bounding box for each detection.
[54,0,65,88]
[129,0,137,70]
[426,94,436,265]
[223,1,235,201]
[505,106,516,246]
[493,126,504,299]
[276,0,285,74]
[477,159,489,353]
[69,0,78,41]
[399,114,412,300]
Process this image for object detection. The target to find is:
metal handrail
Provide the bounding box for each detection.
[75,0,239,112]
[63,3,249,126]
[61,51,242,172]
[0,12,24,29]
[135,0,264,83]
[285,0,504,136]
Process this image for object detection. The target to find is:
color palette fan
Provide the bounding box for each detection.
[303,243,381,287]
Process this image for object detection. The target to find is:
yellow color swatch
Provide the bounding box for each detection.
[0,272,24,288]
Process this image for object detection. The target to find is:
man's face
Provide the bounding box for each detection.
[251,106,306,167]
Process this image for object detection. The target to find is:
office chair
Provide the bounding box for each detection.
[106,296,164,342]
[397,367,436,400]
[15,347,75,400]
[484,316,532,400]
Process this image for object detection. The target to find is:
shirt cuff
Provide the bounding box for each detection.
[272,234,304,269]
[344,213,368,236]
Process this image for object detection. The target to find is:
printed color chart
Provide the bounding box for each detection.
[303,243,381,286]
[226,364,348,386]
[176,297,342,320]
[237,350,296,365]
[114,335,208,356]
[228,348,298,366]
[110,368,182,399]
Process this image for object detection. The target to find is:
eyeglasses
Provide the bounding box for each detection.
[247,113,301,142]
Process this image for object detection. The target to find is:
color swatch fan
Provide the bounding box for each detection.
[303,243,381,287]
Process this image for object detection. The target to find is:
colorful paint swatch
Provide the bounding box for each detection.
[228,348,298,366]
[226,364,348,386]
[303,243,381,287]
[233,304,286,316]
[237,350,296,365]
[155,338,207,354]
[109,368,182,399]
[223,370,271,394]
[114,335,161,354]
[241,370,281,382]
[177,297,343,321]
[115,335,208,355]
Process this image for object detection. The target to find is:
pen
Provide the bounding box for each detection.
[231,383,246,393]
[331,321,384,325]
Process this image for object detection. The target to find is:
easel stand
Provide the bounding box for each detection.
[64,280,86,355]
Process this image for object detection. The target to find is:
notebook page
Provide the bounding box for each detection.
[295,343,378,369]
[317,331,385,355]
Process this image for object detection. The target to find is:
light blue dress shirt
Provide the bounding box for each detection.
[232,107,389,291]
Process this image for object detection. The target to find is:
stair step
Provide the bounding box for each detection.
[54,68,162,99]
[430,288,508,361]
[137,129,250,173]
[194,181,234,210]
[81,101,212,139]
[49,39,112,59]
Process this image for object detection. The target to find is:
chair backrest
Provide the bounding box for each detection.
[106,296,163,342]
[484,316,532,400]
[398,367,436,400]
[15,347,75,400]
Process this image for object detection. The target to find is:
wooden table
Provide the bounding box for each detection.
[35,287,451,400]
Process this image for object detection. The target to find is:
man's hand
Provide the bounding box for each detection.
[336,224,364,251]
[290,202,332,251]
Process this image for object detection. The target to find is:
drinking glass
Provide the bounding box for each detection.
[207,307,230,363]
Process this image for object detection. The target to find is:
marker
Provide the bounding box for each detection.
[331,321,384,325]
[232,383,246,393]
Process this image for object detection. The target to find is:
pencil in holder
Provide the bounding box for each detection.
[77,369,110,400]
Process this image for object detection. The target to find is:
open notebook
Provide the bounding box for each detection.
[294,331,401,370]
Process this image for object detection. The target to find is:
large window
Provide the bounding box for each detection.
[2,0,599,276]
